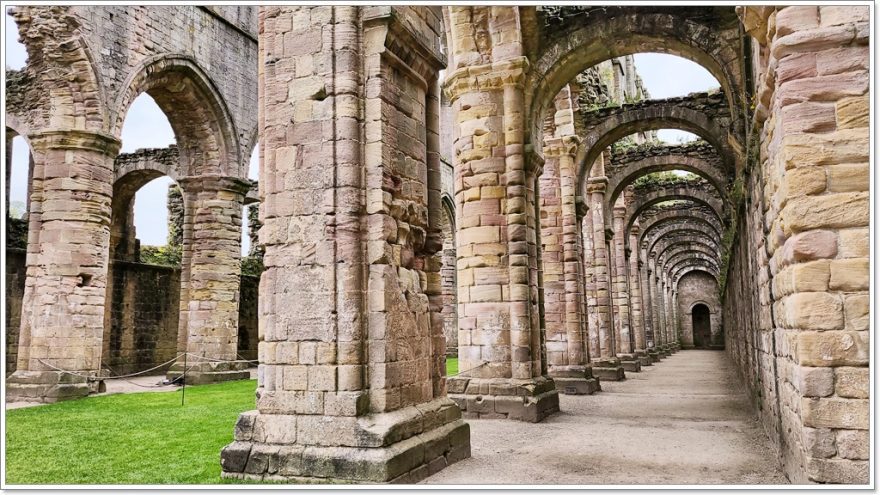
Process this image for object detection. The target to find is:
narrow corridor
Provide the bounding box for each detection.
[424,350,788,485]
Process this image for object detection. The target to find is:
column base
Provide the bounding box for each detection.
[447,376,559,422]
[647,349,662,363]
[549,365,601,395]
[221,397,470,483]
[634,349,652,367]
[5,370,99,403]
[590,362,627,381]
[167,360,251,385]
[617,354,642,373]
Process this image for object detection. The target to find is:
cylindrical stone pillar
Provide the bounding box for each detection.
[168,176,251,384]
[445,56,559,422]
[6,129,120,403]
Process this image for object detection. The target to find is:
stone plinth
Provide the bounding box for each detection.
[635,350,652,367]
[448,376,559,422]
[592,362,627,381]
[6,370,98,403]
[167,360,251,385]
[549,365,601,395]
[222,398,470,483]
[618,354,642,373]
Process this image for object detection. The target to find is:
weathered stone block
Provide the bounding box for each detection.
[834,367,868,399]
[779,292,842,330]
[829,258,868,291]
[802,427,836,459]
[797,366,833,397]
[797,331,868,367]
[835,429,869,460]
[806,457,869,484]
[802,397,868,429]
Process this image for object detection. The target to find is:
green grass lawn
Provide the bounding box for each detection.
[446,357,458,376]
[6,359,461,485]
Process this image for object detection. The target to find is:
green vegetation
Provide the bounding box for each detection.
[6,379,256,485]
[138,244,182,267]
[7,359,461,485]
[446,357,459,376]
[632,171,702,189]
[240,255,264,277]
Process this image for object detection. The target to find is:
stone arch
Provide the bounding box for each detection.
[645,225,721,257]
[655,240,721,267]
[624,185,725,238]
[638,208,723,248]
[103,167,184,374]
[605,143,731,210]
[576,98,733,197]
[673,266,719,288]
[668,257,720,283]
[111,54,241,178]
[113,146,185,184]
[689,299,715,312]
[528,7,744,155]
[659,246,721,273]
[7,6,108,132]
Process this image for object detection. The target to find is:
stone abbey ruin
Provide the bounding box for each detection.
[3,5,870,485]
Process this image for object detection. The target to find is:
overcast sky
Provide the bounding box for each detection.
[6,10,717,250]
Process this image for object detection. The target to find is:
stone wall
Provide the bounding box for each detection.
[676,271,722,348]
[104,261,181,375]
[728,5,869,484]
[5,251,259,376]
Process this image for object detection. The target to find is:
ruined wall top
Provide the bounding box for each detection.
[610,142,717,166]
[581,90,728,126]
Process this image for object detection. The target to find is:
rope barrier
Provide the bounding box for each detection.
[447,360,489,378]
[37,355,481,384]
[38,353,185,382]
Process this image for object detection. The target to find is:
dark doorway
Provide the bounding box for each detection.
[692,304,711,349]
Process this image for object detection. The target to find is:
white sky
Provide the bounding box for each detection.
[6,11,717,253]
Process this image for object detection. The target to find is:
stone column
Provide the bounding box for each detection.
[640,251,661,362]
[542,136,599,395]
[581,208,601,362]
[222,6,469,483]
[585,171,624,381]
[610,206,640,372]
[5,129,13,215]
[167,176,251,384]
[662,275,678,351]
[445,56,559,422]
[650,256,668,355]
[6,129,120,403]
[627,228,649,366]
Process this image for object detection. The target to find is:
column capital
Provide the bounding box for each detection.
[29,129,121,155]
[585,176,608,194]
[543,135,580,158]
[443,57,530,102]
